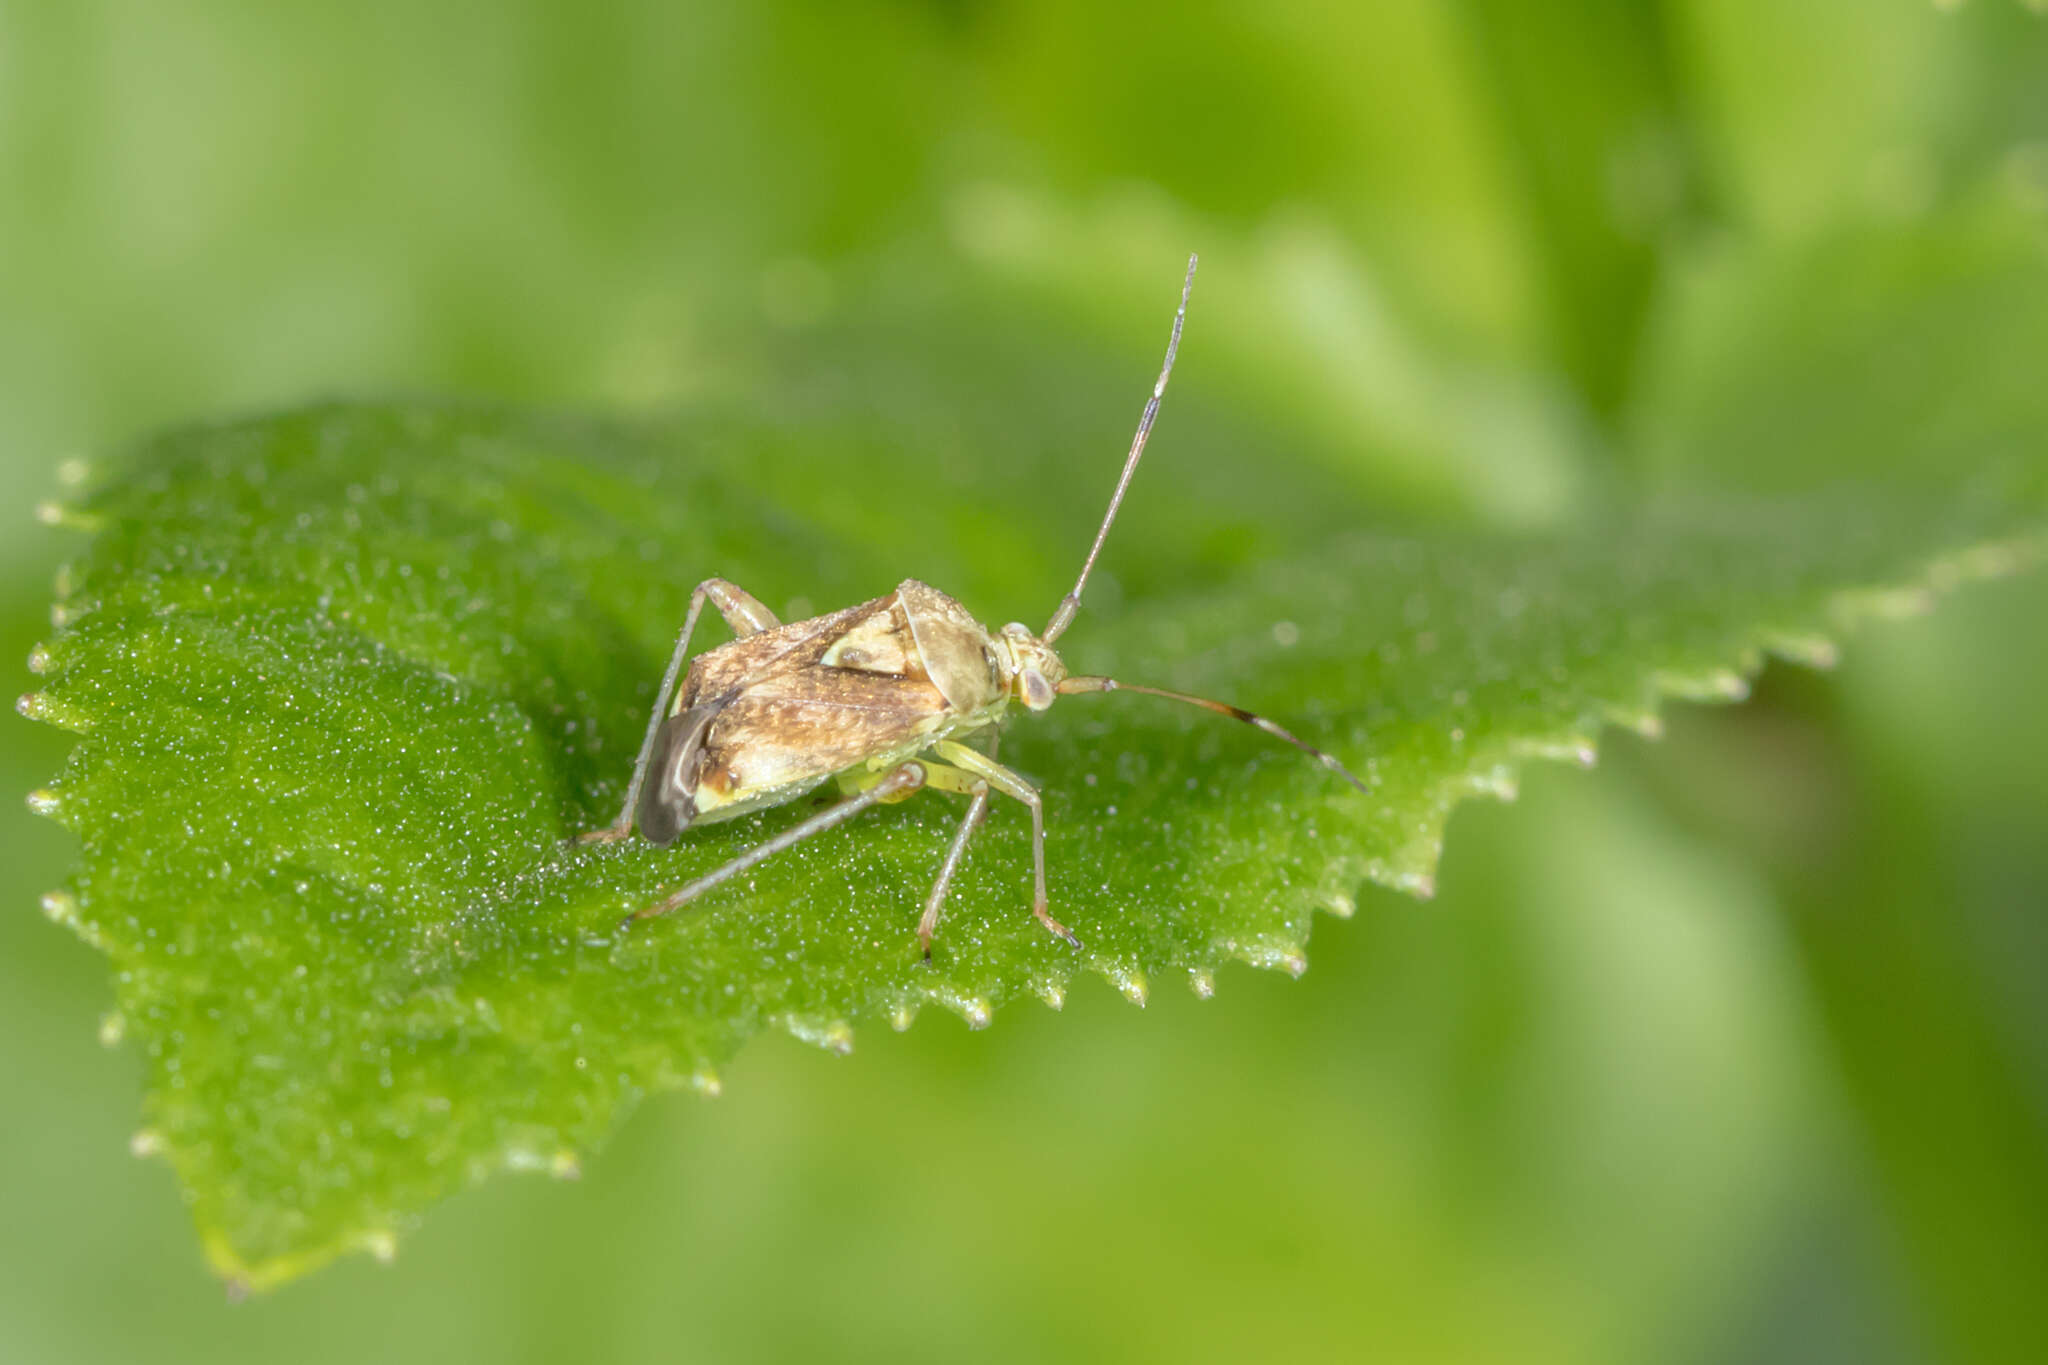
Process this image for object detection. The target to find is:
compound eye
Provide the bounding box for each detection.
[1022,669,1055,712]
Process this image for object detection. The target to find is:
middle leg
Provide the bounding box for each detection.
[930,738,1078,949]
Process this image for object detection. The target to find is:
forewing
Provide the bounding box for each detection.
[682,589,957,819]
[681,595,888,705]
[695,669,951,812]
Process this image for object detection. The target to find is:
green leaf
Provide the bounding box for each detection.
[22,390,2046,1289]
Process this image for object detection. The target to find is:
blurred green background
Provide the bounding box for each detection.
[5,2,2047,1362]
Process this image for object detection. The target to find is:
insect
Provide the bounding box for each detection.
[582,254,1367,955]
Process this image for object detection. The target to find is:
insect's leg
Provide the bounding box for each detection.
[580,578,781,844]
[904,759,1000,957]
[930,739,1079,949]
[700,579,782,638]
[917,778,990,960]
[622,761,928,930]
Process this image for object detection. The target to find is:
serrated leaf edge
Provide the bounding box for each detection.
[21,530,2044,1290]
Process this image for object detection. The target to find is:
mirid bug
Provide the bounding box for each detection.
[582,254,1368,954]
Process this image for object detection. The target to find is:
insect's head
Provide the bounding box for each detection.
[993,622,1067,712]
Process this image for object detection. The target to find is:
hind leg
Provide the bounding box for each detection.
[580,578,780,843]
[620,760,928,929]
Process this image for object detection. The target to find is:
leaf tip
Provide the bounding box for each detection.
[1937,538,2041,584]
[888,1003,917,1032]
[1188,968,1216,1000]
[1649,668,1749,705]
[17,689,91,732]
[97,1010,125,1048]
[1845,583,1940,620]
[1104,966,1149,1008]
[1707,670,1752,703]
[34,500,100,532]
[1763,631,1841,671]
[24,787,62,819]
[1388,868,1436,900]
[25,643,52,676]
[780,1014,856,1055]
[1601,706,1664,741]
[1034,980,1067,1011]
[689,1067,723,1098]
[550,1151,583,1181]
[129,1128,165,1159]
[919,981,995,1028]
[38,889,78,926]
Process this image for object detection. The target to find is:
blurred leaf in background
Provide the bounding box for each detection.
[3,1,2046,1363]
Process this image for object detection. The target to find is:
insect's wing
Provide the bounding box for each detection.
[682,595,890,704]
[685,591,957,822]
[702,672,950,806]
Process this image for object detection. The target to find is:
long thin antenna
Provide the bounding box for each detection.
[1042,253,1198,644]
[1057,675,1369,796]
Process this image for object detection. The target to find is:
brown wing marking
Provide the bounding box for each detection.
[679,594,889,709]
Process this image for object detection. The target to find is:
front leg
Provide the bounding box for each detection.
[914,729,1000,957]
[930,738,1078,949]
[913,768,990,959]
[579,578,782,843]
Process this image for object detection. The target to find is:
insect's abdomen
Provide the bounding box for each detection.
[636,694,844,842]
[639,683,951,843]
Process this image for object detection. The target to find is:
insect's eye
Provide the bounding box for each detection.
[1022,669,1055,712]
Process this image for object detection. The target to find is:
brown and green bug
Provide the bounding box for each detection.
[582,254,1367,954]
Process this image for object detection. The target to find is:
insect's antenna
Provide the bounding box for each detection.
[1057,675,1369,796]
[1042,253,1198,645]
